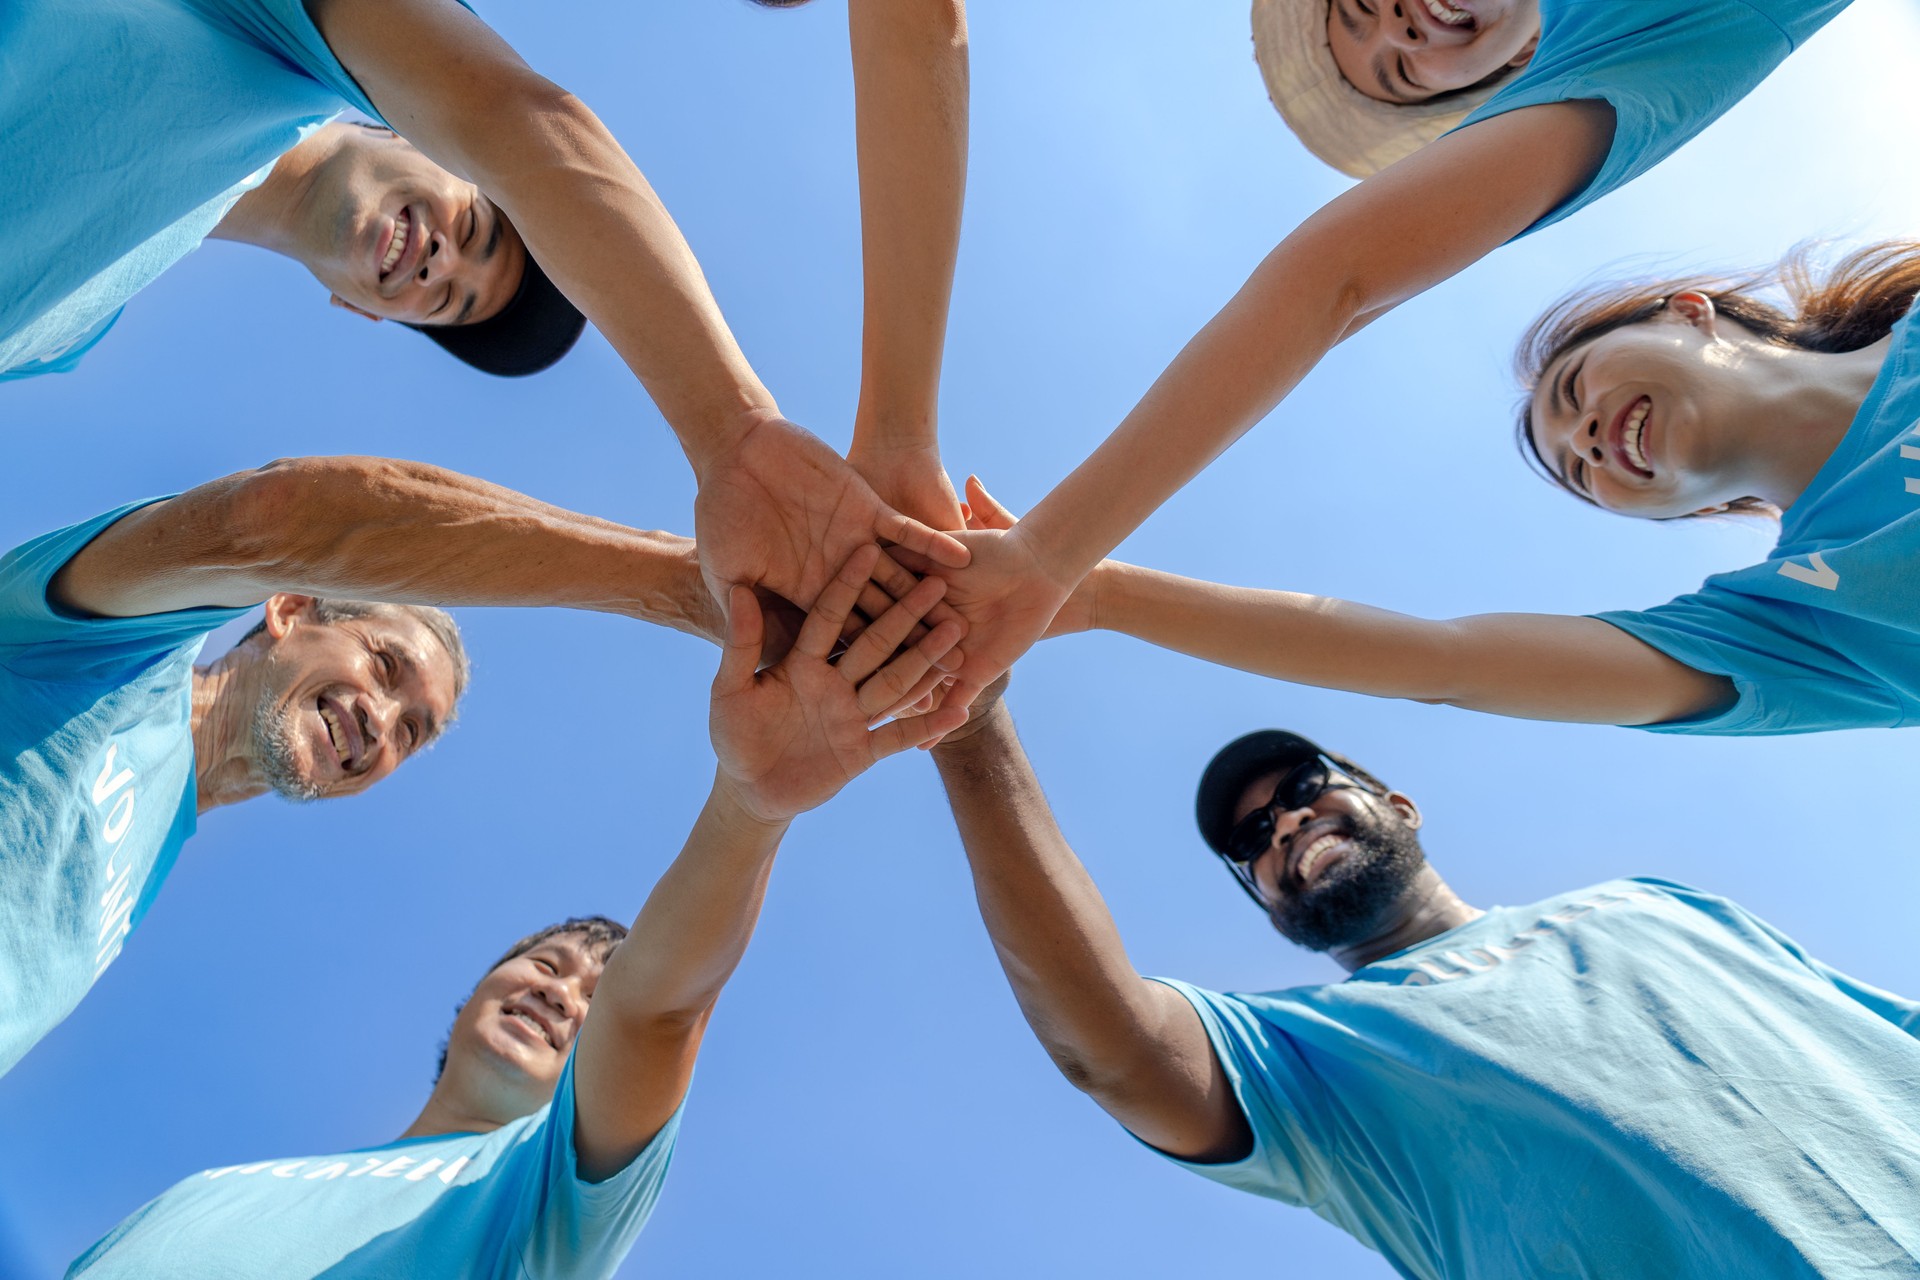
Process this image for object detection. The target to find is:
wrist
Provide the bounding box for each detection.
[682,401,785,484]
[931,698,1013,754]
[706,770,795,841]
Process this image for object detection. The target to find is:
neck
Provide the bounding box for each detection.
[1329,867,1480,973]
[208,126,337,258]
[400,1063,531,1141]
[189,650,271,814]
[399,1091,512,1142]
[1737,335,1892,507]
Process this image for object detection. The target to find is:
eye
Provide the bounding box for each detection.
[403,719,421,750]
[378,651,397,681]
[535,958,556,975]
[1570,457,1589,494]
[432,284,454,318]
[462,203,477,248]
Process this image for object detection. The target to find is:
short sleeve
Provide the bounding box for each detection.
[519,1051,681,1279]
[191,0,477,124]
[1137,979,1336,1207]
[1594,586,1900,735]
[0,499,258,678]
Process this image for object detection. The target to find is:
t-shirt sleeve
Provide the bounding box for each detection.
[1136,978,1337,1207]
[1593,584,1901,735]
[518,1051,681,1278]
[1450,0,1794,239]
[0,499,258,680]
[195,0,477,124]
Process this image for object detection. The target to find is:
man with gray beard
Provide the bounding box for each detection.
[0,454,769,1078]
[933,701,1920,1277]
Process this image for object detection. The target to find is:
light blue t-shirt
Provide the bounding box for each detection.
[1153,878,1920,1280]
[0,0,397,380]
[0,499,252,1076]
[1597,302,1920,734]
[67,1051,682,1278]
[1455,0,1851,237]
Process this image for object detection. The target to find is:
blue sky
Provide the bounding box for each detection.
[5,1,1920,1275]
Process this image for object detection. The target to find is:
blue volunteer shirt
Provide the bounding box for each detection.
[0,499,252,1076]
[1153,879,1920,1280]
[1598,300,1920,734]
[0,0,428,379]
[68,1052,681,1278]
[1455,0,1850,237]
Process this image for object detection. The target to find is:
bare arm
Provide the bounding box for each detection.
[932,700,1250,1161]
[572,550,967,1181]
[48,456,720,639]
[308,0,771,463]
[1018,101,1614,576]
[1090,561,1734,727]
[845,0,970,528]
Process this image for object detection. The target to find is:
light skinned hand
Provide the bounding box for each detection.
[956,477,1099,638]
[710,544,969,826]
[692,416,970,669]
[847,439,966,534]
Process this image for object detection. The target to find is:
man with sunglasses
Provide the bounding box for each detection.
[932,704,1920,1275]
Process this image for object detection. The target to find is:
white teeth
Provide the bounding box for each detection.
[1422,0,1471,25]
[506,1008,555,1048]
[1296,834,1343,882]
[1623,400,1651,472]
[379,216,408,275]
[319,705,346,759]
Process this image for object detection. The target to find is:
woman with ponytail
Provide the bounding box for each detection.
[962,241,1920,736]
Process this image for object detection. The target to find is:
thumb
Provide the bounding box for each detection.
[716,584,764,692]
[964,476,1018,531]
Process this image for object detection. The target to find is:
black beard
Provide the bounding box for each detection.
[1268,808,1426,953]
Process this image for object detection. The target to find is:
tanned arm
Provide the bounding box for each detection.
[48,456,719,640]
[932,695,1251,1161]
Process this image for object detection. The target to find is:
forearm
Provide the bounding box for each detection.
[311,0,775,466]
[848,0,968,451]
[933,708,1167,1087]
[600,775,786,1027]
[58,457,722,639]
[1094,561,1732,725]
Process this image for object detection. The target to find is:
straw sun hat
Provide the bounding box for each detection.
[1251,0,1512,178]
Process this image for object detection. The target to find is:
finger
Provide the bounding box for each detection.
[876,507,970,570]
[715,585,763,692]
[869,703,971,760]
[796,544,880,660]
[964,475,1018,531]
[855,619,964,719]
[868,668,948,726]
[871,549,964,669]
[839,577,949,685]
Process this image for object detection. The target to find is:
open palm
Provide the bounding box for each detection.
[710,545,968,826]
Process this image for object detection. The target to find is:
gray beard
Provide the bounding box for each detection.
[250,693,323,804]
[1269,810,1427,953]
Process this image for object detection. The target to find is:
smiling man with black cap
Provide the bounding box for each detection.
[931,692,1920,1277]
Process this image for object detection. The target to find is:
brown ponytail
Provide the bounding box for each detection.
[1513,240,1920,519]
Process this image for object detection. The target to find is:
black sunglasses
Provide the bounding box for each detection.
[1214,756,1376,908]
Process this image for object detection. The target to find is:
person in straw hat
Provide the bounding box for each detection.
[926,0,1854,714]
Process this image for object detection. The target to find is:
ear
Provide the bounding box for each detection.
[1690,502,1734,518]
[329,294,383,323]
[1664,290,1718,336]
[1507,33,1539,68]
[262,593,319,639]
[1386,790,1422,830]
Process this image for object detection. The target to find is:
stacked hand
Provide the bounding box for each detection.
[710,545,970,826]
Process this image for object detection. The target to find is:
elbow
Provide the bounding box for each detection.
[216,456,389,575]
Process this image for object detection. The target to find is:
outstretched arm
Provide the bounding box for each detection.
[845,0,970,530]
[932,692,1250,1161]
[47,456,721,638]
[571,547,967,1180]
[939,101,1615,707]
[308,0,969,614]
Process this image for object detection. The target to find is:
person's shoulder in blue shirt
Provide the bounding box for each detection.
[67,922,681,1280]
[0,479,471,1077]
[931,718,1920,1280]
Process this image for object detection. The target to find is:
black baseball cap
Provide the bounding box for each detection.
[404,252,587,378]
[1194,729,1331,854]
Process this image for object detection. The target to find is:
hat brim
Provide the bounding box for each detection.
[403,252,587,379]
[1195,729,1332,854]
[1250,0,1504,179]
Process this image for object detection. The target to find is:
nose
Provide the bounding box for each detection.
[356,692,401,771]
[533,973,582,1023]
[414,227,459,287]
[1383,1,1424,48]
[1576,413,1605,470]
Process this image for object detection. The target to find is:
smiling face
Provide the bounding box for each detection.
[299,125,528,328]
[244,599,460,803]
[443,932,608,1116]
[1524,294,1761,519]
[1228,765,1427,951]
[1325,0,1539,104]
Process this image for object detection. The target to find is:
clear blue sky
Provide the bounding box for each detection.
[5,1,1920,1275]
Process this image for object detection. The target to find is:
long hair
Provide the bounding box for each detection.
[1513,240,1920,518]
